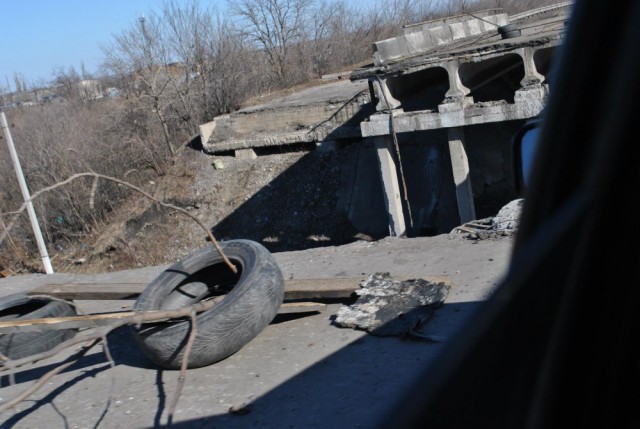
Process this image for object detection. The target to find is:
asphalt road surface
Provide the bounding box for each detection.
[0,234,512,428]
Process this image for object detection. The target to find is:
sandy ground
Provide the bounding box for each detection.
[0,233,513,428]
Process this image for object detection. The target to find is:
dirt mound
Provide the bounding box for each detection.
[66,143,364,273]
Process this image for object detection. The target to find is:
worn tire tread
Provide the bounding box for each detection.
[132,240,284,369]
[0,293,77,360]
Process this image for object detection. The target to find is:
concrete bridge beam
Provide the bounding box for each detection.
[447,127,476,224]
[374,136,406,237]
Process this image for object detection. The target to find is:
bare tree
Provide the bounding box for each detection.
[101,12,184,156]
[52,65,82,101]
[0,83,9,107]
[231,0,314,85]
[161,1,253,123]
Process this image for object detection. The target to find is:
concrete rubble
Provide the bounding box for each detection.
[492,198,524,231]
[334,272,450,337]
[450,198,524,239]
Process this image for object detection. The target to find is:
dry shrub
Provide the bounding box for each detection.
[0,99,170,270]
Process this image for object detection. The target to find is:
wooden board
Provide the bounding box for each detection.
[27,276,451,301]
[0,302,328,334]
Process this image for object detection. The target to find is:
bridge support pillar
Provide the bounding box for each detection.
[443,61,472,103]
[374,136,406,237]
[517,47,545,87]
[371,77,402,111]
[447,127,476,224]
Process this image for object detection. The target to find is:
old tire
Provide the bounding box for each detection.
[0,293,78,360]
[498,24,521,39]
[132,240,284,369]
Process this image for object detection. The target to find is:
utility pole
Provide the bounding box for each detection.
[0,111,54,274]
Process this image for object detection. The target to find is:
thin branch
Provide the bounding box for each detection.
[167,309,197,424]
[0,353,15,386]
[0,300,217,414]
[101,334,116,372]
[1,172,237,274]
[0,327,115,375]
[93,334,116,429]
[0,338,101,413]
[0,299,217,373]
[0,209,20,250]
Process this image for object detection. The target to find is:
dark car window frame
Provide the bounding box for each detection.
[377,1,640,427]
[511,119,541,195]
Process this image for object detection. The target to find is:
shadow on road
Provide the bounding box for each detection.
[141,301,481,429]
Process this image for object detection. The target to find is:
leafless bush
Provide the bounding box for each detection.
[0,100,164,270]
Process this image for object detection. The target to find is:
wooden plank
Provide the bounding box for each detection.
[0,302,328,334]
[278,302,326,314]
[26,276,452,301]
[28,283,145,300]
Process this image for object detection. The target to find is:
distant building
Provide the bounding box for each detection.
[76,79,103,101]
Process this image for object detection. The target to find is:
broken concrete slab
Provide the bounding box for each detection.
[199,80,372,154]
[334,272,450,337]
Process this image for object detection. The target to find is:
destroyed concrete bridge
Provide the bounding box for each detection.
[199,2,571,238]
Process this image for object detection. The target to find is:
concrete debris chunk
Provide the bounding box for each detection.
[451,198,523,239]
[492,198,523,231]
[334,272,449,337]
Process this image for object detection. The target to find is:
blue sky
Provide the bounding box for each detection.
[0,0,226,90]
[0,0,379,91]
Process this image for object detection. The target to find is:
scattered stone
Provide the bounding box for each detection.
[229,403,253,415]
[334,272,449,337]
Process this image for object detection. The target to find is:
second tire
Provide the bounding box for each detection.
[132,240,284,369]
[0,293,78,360]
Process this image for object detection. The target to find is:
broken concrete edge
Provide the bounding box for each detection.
[202,126,363,155]
[198,87,371,152]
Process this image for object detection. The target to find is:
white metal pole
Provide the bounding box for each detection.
[1,111,54,274]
